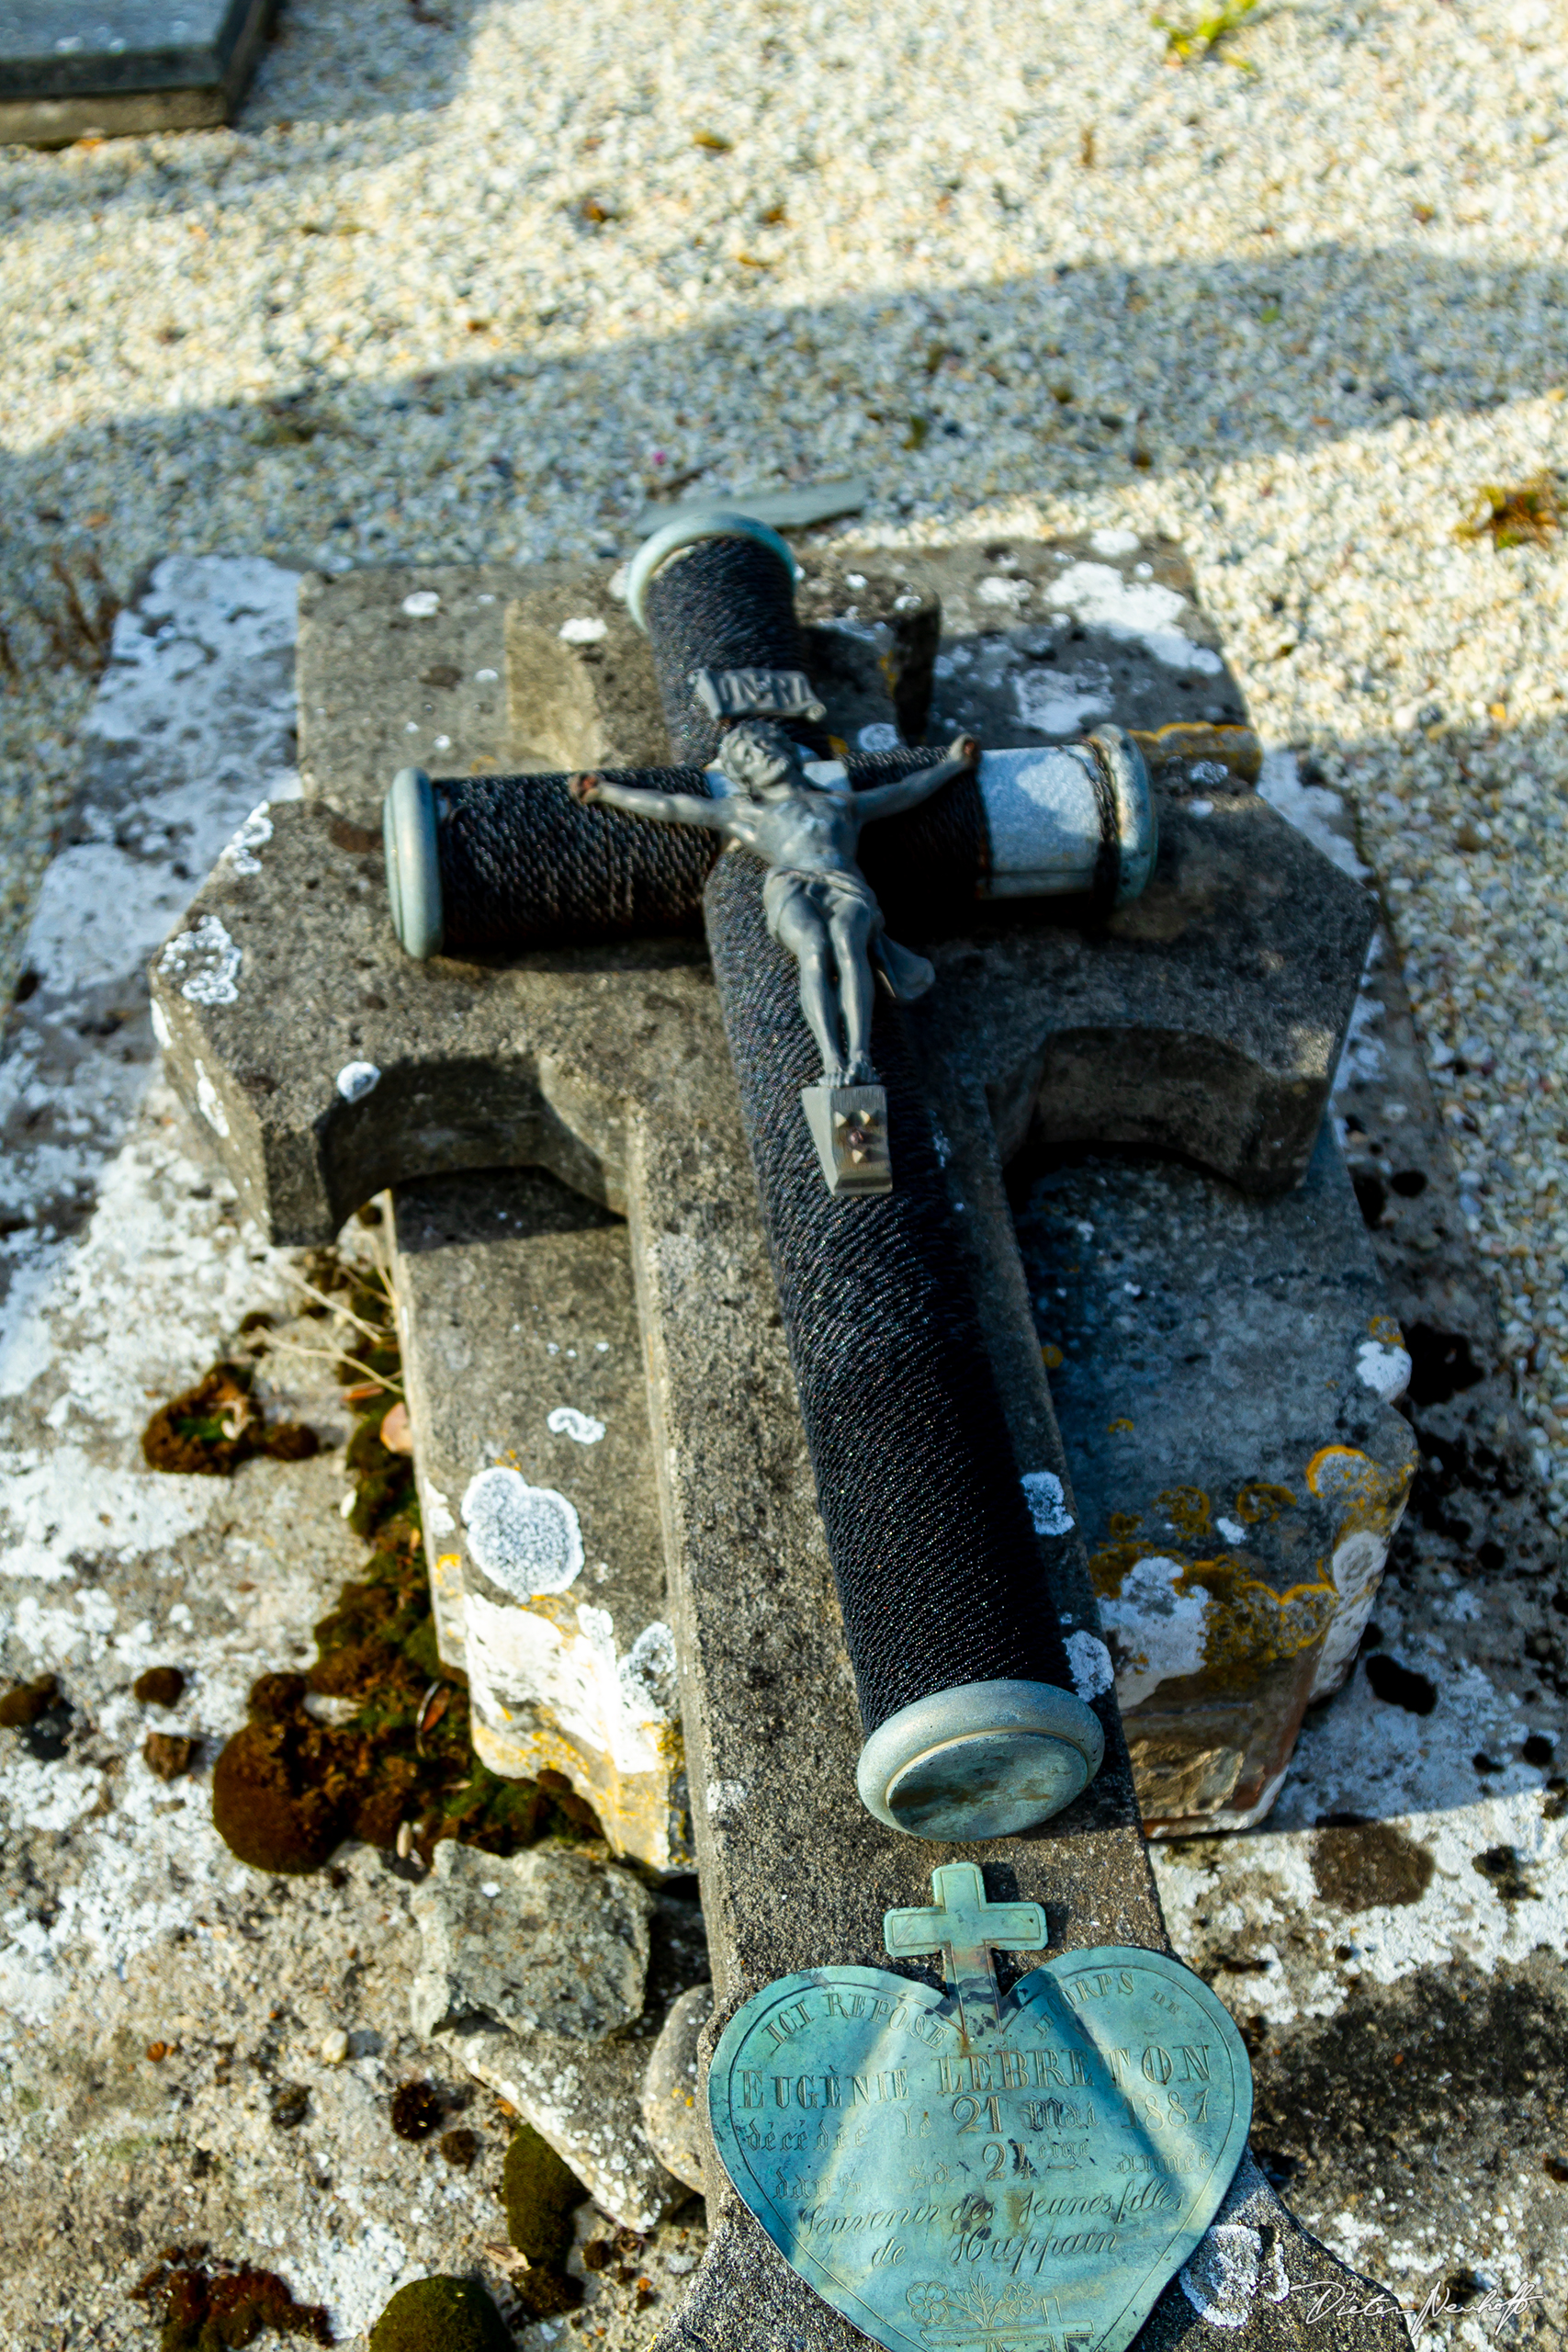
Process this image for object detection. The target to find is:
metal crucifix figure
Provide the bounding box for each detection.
[570,718,980,1091]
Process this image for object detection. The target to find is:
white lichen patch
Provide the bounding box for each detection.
[1311,1527,1396,1699]
[1021,1467,1074,1536]
[422,1478,457,1537]
[1180,2221,1291,2329]
[547,1404,606,1444]
[1043,562,1223,674]
[194,1057,230,1136]
[1064,1630,1114,1702]
[334,1060,381,1103]
[1098,1555,1210,1709]
[1356,1337,1414,1402]
[619,1621,678,1717]
[1012,668,1110,737]
[461,1465,583,1597]
[159,913,243,1007]
[220,802,274,876]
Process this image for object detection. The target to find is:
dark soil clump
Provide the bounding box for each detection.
[135,1665,187,1706]
[142,1362,320,1476]
[131,2248,332,2349]
[0,1671,73,1759]
[389,2079,445,2142]
[145,1732,199,1781]
[0,1671,59,1727]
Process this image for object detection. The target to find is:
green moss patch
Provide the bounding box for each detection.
[367,2277,510,2352]
[503,2120,583,2268]
[210,1256,601,1877]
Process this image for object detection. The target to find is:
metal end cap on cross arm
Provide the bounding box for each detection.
[626,509,800,634]
[1090,726,1158,909]
[856,1678,1105,1842]
[384,766,444,959]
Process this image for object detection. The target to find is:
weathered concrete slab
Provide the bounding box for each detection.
[1013,1126,1417,1835]
[299,564,531,811]
[150,723,1371,1247]
[394,1164,692,1874]
[169,546,1398,1859]
[623,919,1405,2352]
[0,0,270,145]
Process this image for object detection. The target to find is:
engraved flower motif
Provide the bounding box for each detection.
[905,2276,1055,2346]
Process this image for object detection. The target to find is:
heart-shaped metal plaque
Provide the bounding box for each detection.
[708,1865,1251,2352]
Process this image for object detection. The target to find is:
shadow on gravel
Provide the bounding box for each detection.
[237,0,487,130]
[0,242,1564,551]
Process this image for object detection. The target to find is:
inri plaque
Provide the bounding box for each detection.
[708,1866,1252,2352]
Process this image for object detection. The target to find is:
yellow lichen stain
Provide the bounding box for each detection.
[1234,1483,1296,1524]
[1175,1555,1336,1677]
[1087,1512,1147,1598]
[1307,1442,1406,1521]
[468,1584,694,1871]
[472,1707,692,1874]
[1088,1542,1140,1599]
[1306,1442,1413,1569]
[1088,1479,1334,1677]
[1108,1417,1135,1434]
[429,1550,468,1670]
[1042,1342,1065,1370]
[1155,1487,1212,1541]
[1367,1314,1406,1348]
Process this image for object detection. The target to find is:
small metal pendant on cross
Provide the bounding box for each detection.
[884,1861,1049,2041]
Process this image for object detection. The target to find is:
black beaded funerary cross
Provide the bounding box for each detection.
[381,509,1161,1841]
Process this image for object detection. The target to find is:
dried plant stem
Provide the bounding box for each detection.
[258,1331,406,1398]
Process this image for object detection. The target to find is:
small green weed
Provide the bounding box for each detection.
[1457,472,1560,550]
[1153,0,1264,67]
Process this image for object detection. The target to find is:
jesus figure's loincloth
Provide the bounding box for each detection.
[760,865,935,1004]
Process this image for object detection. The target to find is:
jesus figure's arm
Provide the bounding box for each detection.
[570,774,728,831]
[850,736,980,824]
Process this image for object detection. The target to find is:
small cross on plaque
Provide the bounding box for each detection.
[884,1861,1048,2037]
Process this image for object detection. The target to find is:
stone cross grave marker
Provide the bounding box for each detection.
[152,518,1413,2352]
[292,540,1415,1860]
